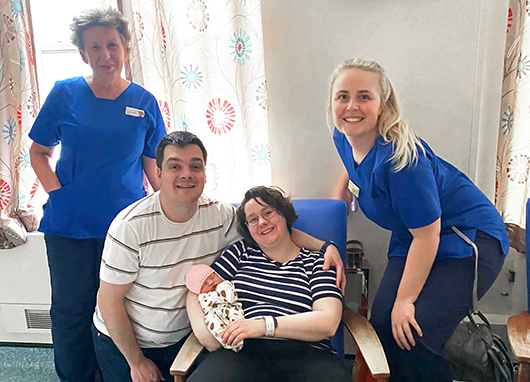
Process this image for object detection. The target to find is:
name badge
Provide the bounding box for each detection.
[125,106,145,118]
[348,180,360,198]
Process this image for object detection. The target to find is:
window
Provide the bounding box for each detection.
[29,0,118,174]
[31,0,117,101]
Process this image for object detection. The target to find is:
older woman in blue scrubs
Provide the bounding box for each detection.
[29,8,166,382]
[329,58,508,381]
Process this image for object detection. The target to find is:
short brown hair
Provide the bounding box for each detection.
[70,7,131,52]
[155,131,208,169]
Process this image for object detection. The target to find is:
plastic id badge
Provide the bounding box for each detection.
[125,106,145,118]
[348,180,360,198]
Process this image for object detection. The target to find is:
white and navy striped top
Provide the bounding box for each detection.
[212,239,343,351]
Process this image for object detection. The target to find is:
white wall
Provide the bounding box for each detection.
[262,0,517,314]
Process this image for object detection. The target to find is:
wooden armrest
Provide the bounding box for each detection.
[342,308,390,379]
[507,311,530,363]
[170,333,204,380]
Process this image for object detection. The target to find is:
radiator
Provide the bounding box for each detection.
[0,233,52,344]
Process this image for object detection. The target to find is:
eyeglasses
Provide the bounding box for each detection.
[245,208,276,227]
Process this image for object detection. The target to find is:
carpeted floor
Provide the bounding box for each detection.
[0,346,351,382]
[1,345,511,382]
[0,345,59,382]
[0,347,349,381]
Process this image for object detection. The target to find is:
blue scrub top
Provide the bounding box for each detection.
[29,77,167,239]
[333,128,509,260]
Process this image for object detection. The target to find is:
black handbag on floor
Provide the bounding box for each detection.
[447,310,514,382]
[446,227,514,382]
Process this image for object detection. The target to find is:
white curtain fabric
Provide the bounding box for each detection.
[0,0,41,247]
[119,0,271,202]
[498,0,530,250]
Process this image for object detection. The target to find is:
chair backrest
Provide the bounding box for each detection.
[292,199,348,260]
[291,199,348,359]
[525,198,530,311]
[527,198,529,310]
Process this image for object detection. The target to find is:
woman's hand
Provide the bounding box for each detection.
[391,219,439,351]
[391,299,423,351]
[220,319,265,346]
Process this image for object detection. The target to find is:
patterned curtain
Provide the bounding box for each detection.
[498,0,530,253]
[0,0,41,248]
[119,0,271,202]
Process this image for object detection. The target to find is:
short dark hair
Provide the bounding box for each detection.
[155,131,208,169]
[70,7,131,52]
[236,186,298,246]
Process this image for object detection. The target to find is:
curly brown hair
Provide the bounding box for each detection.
[236,186,298,246]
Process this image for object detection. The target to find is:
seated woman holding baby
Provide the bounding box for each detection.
[185,186,351,382]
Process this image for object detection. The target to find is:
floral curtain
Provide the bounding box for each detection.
[498,0,530,253]
[0,0,40,248]
[118,0,271,202]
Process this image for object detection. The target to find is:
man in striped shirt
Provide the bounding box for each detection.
[92,131,345,382]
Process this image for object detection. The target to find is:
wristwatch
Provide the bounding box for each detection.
[319,240,337,253]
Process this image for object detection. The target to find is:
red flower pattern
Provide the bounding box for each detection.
[206,98,236,135]
[0,179,11,210]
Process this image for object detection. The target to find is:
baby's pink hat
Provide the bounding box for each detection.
[185,264,215,294]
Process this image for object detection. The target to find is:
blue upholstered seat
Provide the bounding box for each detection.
[292,199,348,358]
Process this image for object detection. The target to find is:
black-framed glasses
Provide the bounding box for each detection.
[245,208,276,227]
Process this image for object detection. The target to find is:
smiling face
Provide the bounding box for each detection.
[80,26,126,80]
[244,198,289,248]
[157,144,206,208]
[331,68,382,144]
[200,272,223,294]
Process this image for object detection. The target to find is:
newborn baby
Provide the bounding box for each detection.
[185,264,244,351]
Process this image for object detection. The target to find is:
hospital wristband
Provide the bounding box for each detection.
[263,316,276,337]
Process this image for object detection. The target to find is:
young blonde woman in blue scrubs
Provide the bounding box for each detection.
[329,58,508,382]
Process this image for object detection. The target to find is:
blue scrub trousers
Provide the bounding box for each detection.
[92,325,188,382]
[45,234,104,382]
[370,230,505,382]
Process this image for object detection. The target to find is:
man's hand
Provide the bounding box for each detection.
[130,355,165,382]
[322,244,346,293]
[391,299,423,351]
